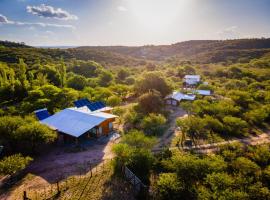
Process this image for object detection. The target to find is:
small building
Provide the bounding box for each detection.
[184,75,201,85]
[35,107,118,142]
[193,90,211,96]
[165,91,196,106]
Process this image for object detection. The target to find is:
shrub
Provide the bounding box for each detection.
[0,154,33,175]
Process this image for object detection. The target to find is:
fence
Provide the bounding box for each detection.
[123,166,147,194]
[23,159,112,200]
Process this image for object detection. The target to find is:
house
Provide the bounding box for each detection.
[35,99,118,143]
[35,108,117,142]
[165,91,196,106]
[184,75,201,85]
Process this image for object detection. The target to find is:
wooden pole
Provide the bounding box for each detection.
[23,191,27,200]
[57,181,60,194]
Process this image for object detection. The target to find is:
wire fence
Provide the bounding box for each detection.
[123,166,147,194]
[6,159,147,200]
[23,159,112,200]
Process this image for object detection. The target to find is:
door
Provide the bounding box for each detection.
[109,122,113,131]
[99,127,103,135]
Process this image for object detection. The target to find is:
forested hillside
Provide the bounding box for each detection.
[1,39,270,66]
[77,38,270,63]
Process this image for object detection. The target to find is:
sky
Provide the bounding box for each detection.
[0,0,270,46]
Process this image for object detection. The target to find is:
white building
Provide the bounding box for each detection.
[193,90,211,96]
[184,75,201,85]
[165,91,196,106]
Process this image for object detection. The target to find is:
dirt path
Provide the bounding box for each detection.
[179,131,270,154]
[152,131,270,154]
[153,106,187,151]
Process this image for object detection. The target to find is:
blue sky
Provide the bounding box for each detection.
[0,0,270,46]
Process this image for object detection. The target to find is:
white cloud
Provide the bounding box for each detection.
[27,4,78,20]
[0,14,12,24]
[0,13,75,29]
[217,26,240,39]
[117,6,127,12]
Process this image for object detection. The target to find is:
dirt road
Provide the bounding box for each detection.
[153,106,187,151]
[153,131,270,154]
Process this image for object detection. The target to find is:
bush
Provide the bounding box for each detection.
[134,72,171,97]
[107,95,122,107]
[222,116,248,136]
[0,154,32,175]
[155,173,183,200]
[138,90,164,114]
[141,113,166,135]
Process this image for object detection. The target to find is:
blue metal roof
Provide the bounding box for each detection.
[74,99,106,111]
[34,108,51,120]
[73,98,92,108]
[86,101,106,111]
[40,108,114,138]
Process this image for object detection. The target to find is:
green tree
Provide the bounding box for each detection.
[138,90,164,114]
[16,122,57,154]
[176,116,205,146]
[222,116,248,136]
[58,58,66,87]
[135,72,171,97]
[117,68,129,81]
[17,58,28,89]
[155,173,184,200]
[98,70,113,87]
[122,130,156,149]
[67,74,88,90]
[141,113,166,135]
[107,95,122,107]
[0,154,33,175]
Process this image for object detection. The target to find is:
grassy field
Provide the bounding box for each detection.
[24,161,136,200]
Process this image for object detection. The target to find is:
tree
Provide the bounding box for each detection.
[122,130,156,149]
[134,72,171,97]
[232,157,260,176]
[98,70,113,87]
[141,113,166,135]
[67,74,88,90]
[0,154,32,175]
[117,68,129,81]
[128,148,154,184]
[58,58,66,87]
[138,90,164,114]
[155,173,184,200]
[17,58,28,89]
[107,95,122,107]
[176,116,205,146]
[244,106,269,126]
[222,116,248,136]
[16,122,57,154]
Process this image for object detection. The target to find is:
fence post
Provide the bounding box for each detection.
[23,191,27,200]
[57,181,60,194]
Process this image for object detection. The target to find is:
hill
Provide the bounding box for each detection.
[1,38,270,66]
[76,38,270,63]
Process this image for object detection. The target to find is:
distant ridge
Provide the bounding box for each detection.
[36,46,78,49]
[1,38,270,65]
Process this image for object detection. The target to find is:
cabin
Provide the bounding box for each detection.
[165,91,196,106]
[35,99,118,143]
[193,90,211,96]
[184,75,201,85]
